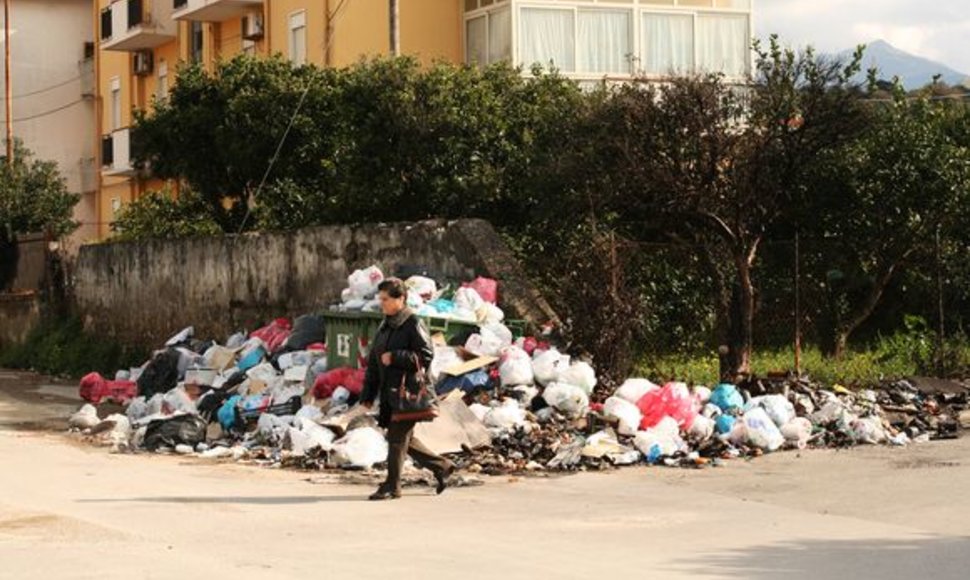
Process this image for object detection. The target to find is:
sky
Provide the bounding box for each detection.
[756,0,970,73]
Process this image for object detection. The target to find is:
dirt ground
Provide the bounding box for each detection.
[1,369,968,580]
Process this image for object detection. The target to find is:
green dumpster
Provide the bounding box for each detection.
[323,310,527,370]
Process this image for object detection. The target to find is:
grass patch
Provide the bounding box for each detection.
[638,327,970,386]
[0,316,148,379]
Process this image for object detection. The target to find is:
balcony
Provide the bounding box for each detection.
[101,128,136,176]
[101,0,177,52]
[172,0,262,22]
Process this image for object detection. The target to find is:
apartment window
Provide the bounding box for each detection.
[157,61,169,103]
[110,77,121,130]
[190,21,204,63]
[465,16,487,65]
[577,9,632,74]
[696,13,749,78]
[111,198,121,214]
[289,11,307,66]
[639,12,694,76]
[519,8,575,72]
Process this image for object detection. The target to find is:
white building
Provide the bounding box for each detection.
[464,0,753,82]
[2,0,97,253]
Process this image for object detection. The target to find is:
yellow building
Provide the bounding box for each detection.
[95,0,752,239]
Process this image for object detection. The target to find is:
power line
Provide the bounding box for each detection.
[12,97,88,122]
[0,74,83,100]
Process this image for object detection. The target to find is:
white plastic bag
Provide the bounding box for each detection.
[693,386,712,405]
[499,346,535,387]
[69,404,100,430]
[603,396,642,436]
[736,407,785,452]
[405,275,437,299]
[347,265,384,300]
[559,362,597,395]
[850,416,887,444]
[162,387,197,415]
[745,395,796,428]
[454,286,485,316]
[780,417,813,449]
[615,378,659,404]
[687,415,715,442]
[430,346,463,384]
[484,399,528,430]
[468,403,490,423]
[532,349,570,386]
[481,303,505,324]
[634,420,686,459]
[542,382,589,417]
[331,427,388,468]
[465,323,513,357]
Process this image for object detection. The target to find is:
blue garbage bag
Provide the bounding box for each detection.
[715,414,737,434]
[710,383,744,412]
[436,369,491,395]
[217,395,242,431]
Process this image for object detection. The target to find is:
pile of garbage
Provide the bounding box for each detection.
[67,265,967,478]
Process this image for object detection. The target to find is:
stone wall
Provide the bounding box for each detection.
[0,294,41,348]
[74,219,558,348]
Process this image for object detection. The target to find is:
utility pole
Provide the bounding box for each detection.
[389,0,399,56]
[3,0,11,165]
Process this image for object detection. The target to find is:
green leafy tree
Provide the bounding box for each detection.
[111,187,221,241]
[804,91,970,358]
[0,141,78,290]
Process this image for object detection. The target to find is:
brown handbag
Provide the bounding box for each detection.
[390,353,439,423]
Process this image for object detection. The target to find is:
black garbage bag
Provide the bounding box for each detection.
[282,314,326,351]
[137,349,181,398]
[143,415,208,451]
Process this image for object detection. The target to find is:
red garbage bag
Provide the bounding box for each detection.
[520,337,539,356]
[462,277,498,304]
[250,318,292,353]
[636,382,697,430]
[312,367,366,399]
[79,372,138,404]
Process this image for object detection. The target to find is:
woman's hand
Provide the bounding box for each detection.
[381,352,393,366]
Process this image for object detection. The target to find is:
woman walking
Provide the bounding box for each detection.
[360,277,455,500]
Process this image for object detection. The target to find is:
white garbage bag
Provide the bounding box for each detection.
[559,362,597,395]
[465,323,513,357]
[634,420,686,459]
[532,349,570,386]
[484,399,528,430]
[69,404,100,430]
[744,395,796,428]
[347,265,384,300]
[780,417,813,449]
[735,407,785,452]
[162,387,197,415]
[405,275,437,299]
[430,346,462,384]
[542,382,589,417]
[331,427,388,468]
[687,415,716,442]
[603,396,642,436]
[499,346,534,387]
[615,378,659,404]
[125,397,149,423]
[849,416,887,444]
[693,385,712,405]
[454,286,485,316]
[468,403,490,423]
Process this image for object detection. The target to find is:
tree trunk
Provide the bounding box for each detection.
[734,255,755,376]
[831,259,906,360]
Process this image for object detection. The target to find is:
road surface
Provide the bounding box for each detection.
[1,369,968,579]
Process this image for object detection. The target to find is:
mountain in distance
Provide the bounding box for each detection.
[836,39,969,88]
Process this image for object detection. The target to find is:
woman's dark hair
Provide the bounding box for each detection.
[377,277,407,299]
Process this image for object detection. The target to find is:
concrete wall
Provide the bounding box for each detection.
[0,294,41,349]
[74,219,558,348]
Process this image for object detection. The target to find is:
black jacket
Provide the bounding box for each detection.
[361,312,434,428]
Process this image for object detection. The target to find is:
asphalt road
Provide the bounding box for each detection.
[1,369,968,580]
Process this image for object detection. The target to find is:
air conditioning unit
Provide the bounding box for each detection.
[242,13,265,41]
[133,50,154,76]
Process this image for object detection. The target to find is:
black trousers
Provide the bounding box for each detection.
[383,420,452,493]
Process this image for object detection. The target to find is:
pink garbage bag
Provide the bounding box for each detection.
[463,277,498,304]
[636,382,698,430]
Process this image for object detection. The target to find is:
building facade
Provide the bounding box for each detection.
[95,0,752,239]
[3,0,97,252]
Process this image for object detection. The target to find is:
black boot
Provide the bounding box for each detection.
[435,464,456,495]
[368,486,401,501]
